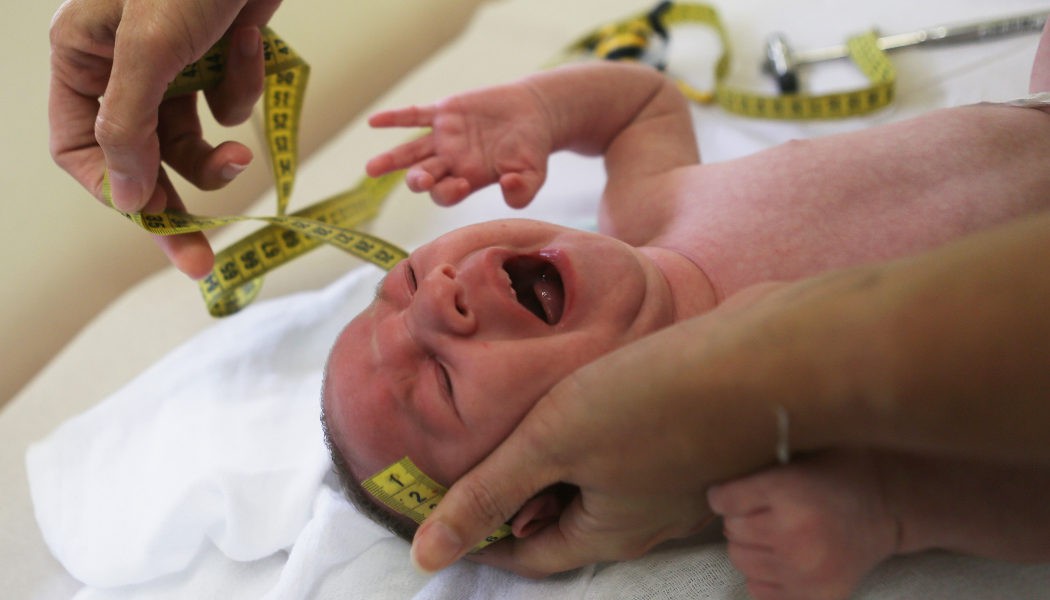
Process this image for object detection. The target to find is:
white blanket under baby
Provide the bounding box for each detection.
[26,0,1050,596]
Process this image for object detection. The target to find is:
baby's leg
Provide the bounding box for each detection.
[708,450,1050,600]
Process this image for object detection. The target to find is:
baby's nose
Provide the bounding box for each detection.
[412,264,477,337]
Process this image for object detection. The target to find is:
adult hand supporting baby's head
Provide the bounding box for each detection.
[49,0,282,278]
[410,283,797,577]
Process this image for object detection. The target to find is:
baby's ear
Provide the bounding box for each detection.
[509,491,564,538]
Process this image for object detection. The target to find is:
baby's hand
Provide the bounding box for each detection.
[365,83,553,208]
[708,450,899,600]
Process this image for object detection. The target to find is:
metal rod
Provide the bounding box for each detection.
[792,10,1049,65]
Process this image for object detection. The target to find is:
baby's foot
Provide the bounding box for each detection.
[707,450,899,600]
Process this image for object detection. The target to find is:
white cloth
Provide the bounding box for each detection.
[26,267,372,589]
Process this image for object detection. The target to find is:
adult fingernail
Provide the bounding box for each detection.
[109,170,145,212]
[221,162,248,181]
[410,521,462,574]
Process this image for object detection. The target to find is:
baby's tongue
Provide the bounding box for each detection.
[534,278,564,324]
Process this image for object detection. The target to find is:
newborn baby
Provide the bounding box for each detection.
[321,60,1050,593]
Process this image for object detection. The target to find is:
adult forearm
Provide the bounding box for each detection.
[791,212,1050,463]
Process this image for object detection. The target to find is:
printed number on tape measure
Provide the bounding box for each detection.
[103,27,408,317]
[363,457,513,551]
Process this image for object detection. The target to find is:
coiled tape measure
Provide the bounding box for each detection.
[98,3,914,543]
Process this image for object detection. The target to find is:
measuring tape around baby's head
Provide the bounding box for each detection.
[362,457,513,551]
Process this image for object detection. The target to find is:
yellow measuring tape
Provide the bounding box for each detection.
[104,28,408,317]
[363,457,513,551]
[564,1,896,119]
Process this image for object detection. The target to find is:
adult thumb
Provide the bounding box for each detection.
[410,431,560,573]
[98,0,249,212]
[96,75,164,213]
[97,12,193,212]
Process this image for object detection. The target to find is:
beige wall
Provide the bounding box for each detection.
[1,0,487,405]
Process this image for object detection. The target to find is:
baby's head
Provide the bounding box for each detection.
[321,218,678,539]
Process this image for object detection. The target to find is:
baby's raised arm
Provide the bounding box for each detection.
[366,62,697,214]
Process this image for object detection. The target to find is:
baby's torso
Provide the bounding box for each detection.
[639,100,1050,300]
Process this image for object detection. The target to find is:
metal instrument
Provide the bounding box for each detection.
[763,10,1050,93]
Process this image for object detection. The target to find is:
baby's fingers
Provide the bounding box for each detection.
[404,158,468,205]
[430,178,472,206]
[368,104,437,128]
[500,171,545,209]
[365,135,435,177]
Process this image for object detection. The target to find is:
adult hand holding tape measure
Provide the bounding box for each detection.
[49,0,284,279]
[51,0,408,317]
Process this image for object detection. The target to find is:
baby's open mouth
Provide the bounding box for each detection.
[503,256,565,325]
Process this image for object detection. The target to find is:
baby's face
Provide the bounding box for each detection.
[324,218,677,488]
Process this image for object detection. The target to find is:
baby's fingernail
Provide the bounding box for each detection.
[109,170,146,212]
[410,521,462,574]
[407,171,427,191]
[221,162,248,181]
